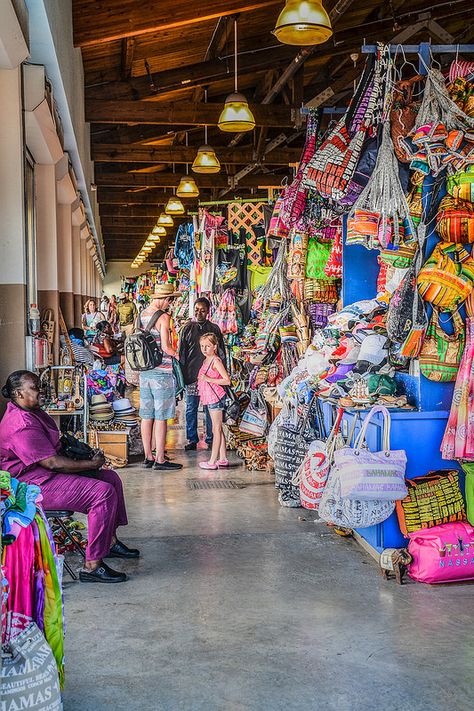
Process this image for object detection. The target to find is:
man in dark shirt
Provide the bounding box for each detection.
[179,297,226,451]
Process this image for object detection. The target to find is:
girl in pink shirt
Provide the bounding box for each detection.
[197,333,231,469]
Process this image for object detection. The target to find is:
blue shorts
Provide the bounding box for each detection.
[207,396,226,411]
[139,370,176,420]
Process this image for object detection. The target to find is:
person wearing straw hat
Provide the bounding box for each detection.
[139,284,183,471]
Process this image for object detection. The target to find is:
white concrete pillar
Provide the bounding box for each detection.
[56,202,74,327]
[71,224,82,326]
[0,66,27,398]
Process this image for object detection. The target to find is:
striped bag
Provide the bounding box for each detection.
[419,307,465,382]
[280,112,319,227]
[446,165,474,202]
[417,243,474,311]
[396,470,465,536]
[436,195,474,243]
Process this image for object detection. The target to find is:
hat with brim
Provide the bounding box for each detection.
[150,283,180,300]
[91,394,108,406]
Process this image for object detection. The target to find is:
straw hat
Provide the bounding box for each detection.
[150,283,180,300]
[91,394,108,406]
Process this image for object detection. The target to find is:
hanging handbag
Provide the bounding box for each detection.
[305,239,332,279]
[417,242,474,311]
[333,406,408,501]
[419,307,465,382]
[239,388,268,438]
[436,195,474,243]
[395,470,465,536]
[1,623,63,710]
[446,165,474,202]
[387,257,427,344]
[390,75,423,163]
[407,521,474,584]
[303,49,385,202]
[281,111,319,226]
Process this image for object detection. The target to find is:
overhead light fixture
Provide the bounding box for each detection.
[165,195,185,215]
[193,90,221,173]
[273,0,333,46]
[177,176,200,198]
[145,240,155,247]
[152,225,167,236]
[142,246,152,253]
[192,145,221,174]
[131,263,139,268]
[157,213,174,227]
[218,19,255,133]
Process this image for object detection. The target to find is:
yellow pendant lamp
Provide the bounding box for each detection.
[165,195,185,215]
[218,20,255,133]
[273,0,333,46]
[145,240,155,247]
[192,144,221,173]
[157,213,174,228]
[152,225,167,237]
[176,176,200,198]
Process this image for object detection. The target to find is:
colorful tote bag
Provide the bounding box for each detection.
[419,307,465,382]
[446,165,474,202]
[281,111,319,226]
[436,195,474,243]
[305,239,332,279]
[417,243,474,311]
[395,470,465,536]
[408,521,474,584]
[303,48,385,202]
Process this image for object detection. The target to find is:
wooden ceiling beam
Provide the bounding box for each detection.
[73,1,281,47]
[97,189,188,204]
[86,99,296,128]
[120,38,136,81]
[99,204,196,217]
[92,144,301,165]
[85,46,296,101]
[95,169,288,189]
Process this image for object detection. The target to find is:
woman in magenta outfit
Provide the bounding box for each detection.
[0,371,139,584]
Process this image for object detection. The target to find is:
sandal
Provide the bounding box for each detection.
[199,461,218,470]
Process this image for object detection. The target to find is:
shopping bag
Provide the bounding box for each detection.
[334,405,408,501]
[408,521,474,584]
[396,470,465,536]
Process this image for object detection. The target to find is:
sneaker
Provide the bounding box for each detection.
[184,442,197,451]
[199,461,217,470]
[143,459,154,468]
[153,460,183,471]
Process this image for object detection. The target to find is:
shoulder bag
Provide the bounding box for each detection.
[333,405,408,501]
[239,388,268,438]
[419,307,465,382]
[417,242,474,311]
[396,469,465,536]
[436,195,474,243]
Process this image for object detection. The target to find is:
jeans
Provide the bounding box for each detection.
[185,392,212,444]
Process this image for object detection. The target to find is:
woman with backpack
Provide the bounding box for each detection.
[138,284,183,471]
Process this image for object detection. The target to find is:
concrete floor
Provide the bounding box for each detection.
[62,434,474,711]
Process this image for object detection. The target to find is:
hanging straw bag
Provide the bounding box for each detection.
[280,111,319,226]
[417,242,474,312]
[419,307,465,382]
[390,75,423,163]
[333,405,408,501]
[446,165,474,202]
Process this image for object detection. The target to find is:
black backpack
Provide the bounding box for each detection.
[124,310,164,371]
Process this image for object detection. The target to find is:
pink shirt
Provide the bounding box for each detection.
[197,358,226,405]
[0,402,61,485]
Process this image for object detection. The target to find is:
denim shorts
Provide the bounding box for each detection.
[139,370,176,420]
[207,396,226,411]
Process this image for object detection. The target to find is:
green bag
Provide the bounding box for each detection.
[419,308,465,383]
[446,165,474,203]
[305,238,332,279]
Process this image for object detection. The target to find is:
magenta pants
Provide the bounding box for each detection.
[38,468,128,561]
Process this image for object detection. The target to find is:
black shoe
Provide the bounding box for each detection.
[79,562,127,584]
[153,460,183,471]
[184,442,197,451]
[106,540,140,559]
[143,458,154,468]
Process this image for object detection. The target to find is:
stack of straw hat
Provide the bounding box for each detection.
[112,398,139,427]
[89,394,114,424]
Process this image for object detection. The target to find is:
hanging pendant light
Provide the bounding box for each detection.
[145,240,155,247]
[157,213,174,227]
[273,1,333,46]
[193,90,221,173]
[142,246,152,253]
[165,195,185,215]
[218,20,255,133]
[192,144,221,173]
[176,175,200,198]
[152,225,167,236]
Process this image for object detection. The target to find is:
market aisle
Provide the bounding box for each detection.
[63,449,474,711]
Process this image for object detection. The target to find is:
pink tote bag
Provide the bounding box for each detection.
[408,521,474,584]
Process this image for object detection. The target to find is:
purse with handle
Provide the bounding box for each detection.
[334,405,408,502]
[419,307,465,382]
[396,470,465,536]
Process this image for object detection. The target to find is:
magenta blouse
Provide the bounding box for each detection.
[0,402,61,485]
[197,358,226,405]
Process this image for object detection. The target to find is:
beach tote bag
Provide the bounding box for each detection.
[419,307,465,382]
[239,388,268,438]
[1,623,63,710]
[408,521,474,584]
[436,195,474,243]
[318,463,395,529]
[303,50,383,202]
[334,406,408,501]
[395,470,465,536]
